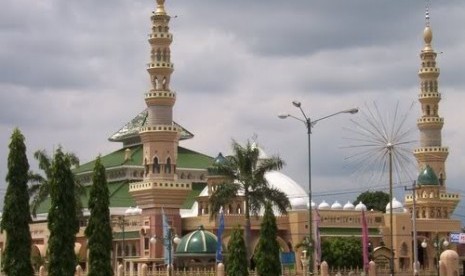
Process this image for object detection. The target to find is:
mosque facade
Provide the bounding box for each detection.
[0,1,462,275]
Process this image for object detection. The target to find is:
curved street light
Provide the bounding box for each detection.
[279,101,358,275]
[150,230,181,276]
[421,235,449,276]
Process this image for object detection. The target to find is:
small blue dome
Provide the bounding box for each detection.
[213,152,227,165]
[208,153,228,175]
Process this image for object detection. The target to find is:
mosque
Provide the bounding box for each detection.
[0,0,462,275]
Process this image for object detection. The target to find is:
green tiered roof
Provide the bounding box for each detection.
[75,145,213,174]
[182,183,206,209]
[35,181,137,214]
[35,145,213,214]
[74,145,143,174]
[108,109,194,144]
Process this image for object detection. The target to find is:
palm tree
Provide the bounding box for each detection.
[209,140,291,266]
[28,149,84,217]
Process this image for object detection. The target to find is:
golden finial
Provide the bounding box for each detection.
[155,0,166,15]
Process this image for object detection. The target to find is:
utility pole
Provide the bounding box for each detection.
[405,181,419,276]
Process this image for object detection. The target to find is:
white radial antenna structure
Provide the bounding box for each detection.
[342,101,417,191]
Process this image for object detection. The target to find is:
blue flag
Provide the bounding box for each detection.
[216,208,225,262]
[162,208,170,265]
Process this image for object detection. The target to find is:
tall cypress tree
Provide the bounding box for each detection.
[85,156,113,276]
[47,147,79,276]
[255,202,281,276]
[1,128,34,275]
[226,226,248,276]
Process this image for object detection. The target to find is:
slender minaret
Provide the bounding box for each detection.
[129,0,190,259]
[413,7,448,187]
[406,7,459,219]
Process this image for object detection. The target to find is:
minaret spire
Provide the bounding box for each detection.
[425,1,430,27]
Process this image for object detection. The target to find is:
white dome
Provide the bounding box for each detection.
[386,198,405,213]
[355,201,367,211]
[290,197,307,210]
[318,200,330,210]
[331,201,343,210]
[264,171,307,208]
[343,201,355,210]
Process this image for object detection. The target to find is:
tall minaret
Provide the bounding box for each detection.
[413,7,448,187]
[129,0,190,259]
[406,7,459,219]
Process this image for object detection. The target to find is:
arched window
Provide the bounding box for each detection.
[426,105,431,116]
[156,49,161,61]
[162,77,167,89]
[165,157,171,174]
[400,242,408,256]
[200,203,204,215]
[162,49,167,62]
[132,244,137,256]
[144,158,149,176]
[153,76,158,89]
[118,243,123,256]
[153,157,160,174]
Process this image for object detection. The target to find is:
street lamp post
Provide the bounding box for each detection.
[279,101,358,275]
[150,228,181,276]
[421,234,449,276]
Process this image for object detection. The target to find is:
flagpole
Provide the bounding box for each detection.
[216,207,225,263]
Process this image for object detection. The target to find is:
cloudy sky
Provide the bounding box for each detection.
[1,0,465,221]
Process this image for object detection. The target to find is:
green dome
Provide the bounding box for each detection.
[417,165,439,185]
[176,226,217,254]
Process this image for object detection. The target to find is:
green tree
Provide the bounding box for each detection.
[355,190,390,212]
[209,140,291,264]
[227,226,248,276]
[254,202,281,276]
[47,147,79,276]
[28,149,83,217]
[85,156,113,276]
[321,237,362,268]
[1,128,34,275]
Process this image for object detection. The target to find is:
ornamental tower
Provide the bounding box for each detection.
[129,0,190,259]
[405,8,459,220]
